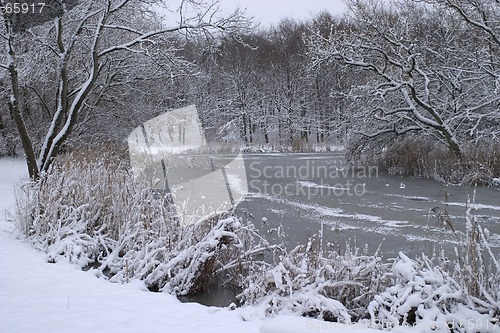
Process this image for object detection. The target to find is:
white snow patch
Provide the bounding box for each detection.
[297,180,352,191]
[445,201,500,211]
[383,193,431,201]
[393,252,416,282]
[226,173,246,196]
[260,315,380,333]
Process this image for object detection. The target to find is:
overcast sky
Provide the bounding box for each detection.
[218,0,348,27]
[161,0,348,29]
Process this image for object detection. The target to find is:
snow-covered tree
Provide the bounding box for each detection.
[308,0,500,158]
[1,0,250,179]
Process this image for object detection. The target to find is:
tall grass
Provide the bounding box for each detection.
[15,146,270,295]
[378,139,500,186]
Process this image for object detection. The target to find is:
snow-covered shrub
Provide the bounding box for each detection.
[368,203,500,331]
[15,147,271,296]
[238,237,391,322]
[110,215,272,295]
[14,146,500,326]
[368,252,499,332]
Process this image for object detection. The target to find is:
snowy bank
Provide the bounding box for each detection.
[0,159,261,333]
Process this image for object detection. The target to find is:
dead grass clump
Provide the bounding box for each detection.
[379,139,500,186]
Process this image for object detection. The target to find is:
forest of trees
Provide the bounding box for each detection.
[1,0,499,182]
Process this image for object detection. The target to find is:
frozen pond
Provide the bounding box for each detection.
[175,152,500,306]
[226,153,500,259]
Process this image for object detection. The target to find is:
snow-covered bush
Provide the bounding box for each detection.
[237,206,499,326]
[15,147,271,295]
[112,214,272,295]
[368,206,500,331]
[238,237,391,322]
[368,252,499,332]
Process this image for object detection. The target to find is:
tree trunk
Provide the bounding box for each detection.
[5,36,39,179]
